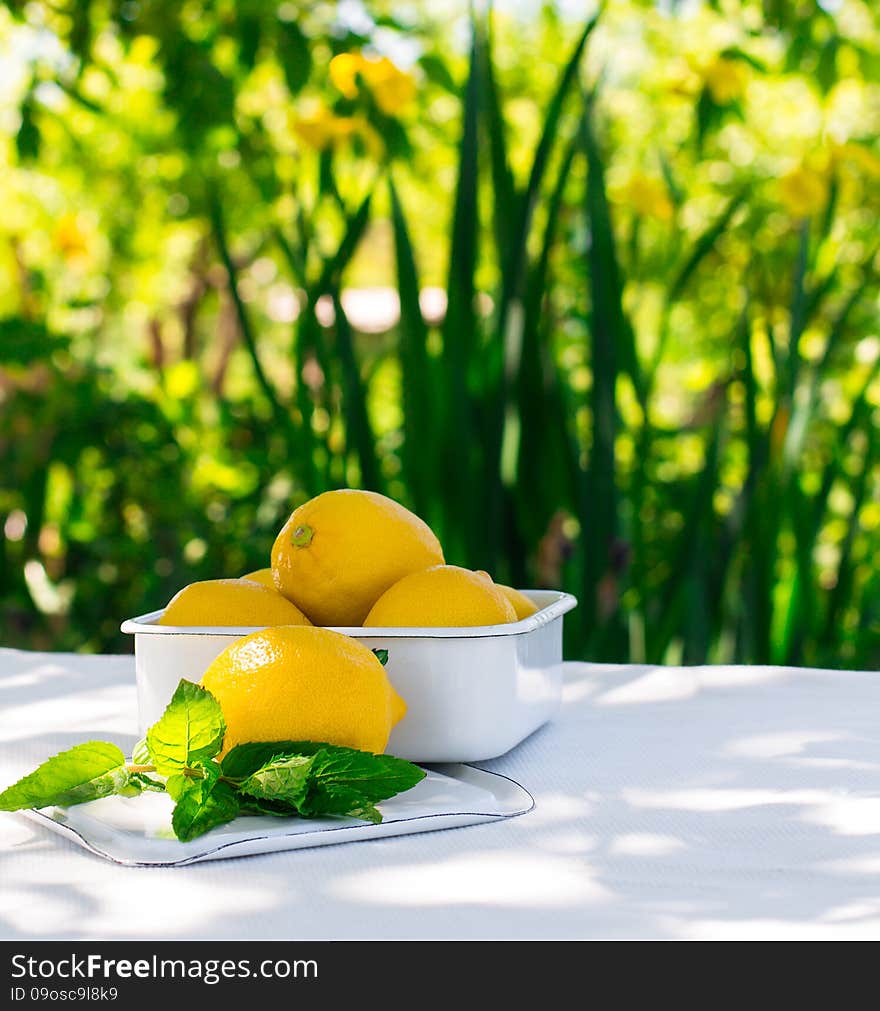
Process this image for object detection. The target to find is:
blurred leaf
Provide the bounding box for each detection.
[582,99,624,654]
[419,53,458,93]
[238,15,263,70]
[69,0,92,67]
[16,97,40,161]
[0,319,67,364]
[161,36,236,139]
[478,25,516,261]
[330,294,382,492]
[389,176,434,518]
[439,30,481,561]
[719,47,767,73]
[208,190,290,437]
[278,21,311,95]
[667,192,745,307]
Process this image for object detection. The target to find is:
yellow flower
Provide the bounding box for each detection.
[54,214,90,261]
[329,51,415,116]
[361,57,416,116]
[292,106,338,150]
[609,172,674,221]
[778,165,829,218]
[291,105,384,158]
[329,52,362,99]
[831,141,880,179]
[702,56,748,104]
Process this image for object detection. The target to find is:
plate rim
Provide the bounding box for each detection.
[20,764,535,868]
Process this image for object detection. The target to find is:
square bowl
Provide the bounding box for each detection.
[120,589,577,763]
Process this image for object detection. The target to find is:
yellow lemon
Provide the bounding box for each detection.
[476,570,539,619]
[271,489,444,626]
[158,578,312,627]
[241,567,277,589]
[496,584,539,620]
[363,565,517,628]
[200,625,406,755]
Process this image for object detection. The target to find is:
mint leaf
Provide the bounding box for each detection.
[146,679,225,775]
[239,796,301,818]
[309,746,427,804]
[172,777,240,842]
[130,737,150,765]
[56,766,133,805]
[345,803,382,824]
[221,740,325,779]
[0,742,127,811]
[301,747,425,823]
[223,740,425,824]
[237,754,316,806]
[372,648,389,666]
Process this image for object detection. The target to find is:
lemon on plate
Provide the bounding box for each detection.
[200,625,406,755]
[363,564,517,628]
[271,488,445,627]
[158,578,312,627]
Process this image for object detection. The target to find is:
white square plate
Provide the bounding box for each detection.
[22,764,533,867]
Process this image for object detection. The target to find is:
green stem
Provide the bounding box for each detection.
[126,764,208,780]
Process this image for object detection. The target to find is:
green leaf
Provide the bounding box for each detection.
[580,98,627,655]
[440,30,481,564]
[330,293,382,492]
[0,319,69,366]
[172,777,241,842]
[389,175,435,521]
[0,742,126,811]
[419,52,457,93]
[56,767,132,806]
[221,741,311,780]
[130,737,150,765]
[305,745,426,809]
[223,741,426,824]
[371,648,389,666]
[145,679,226,775]
[278,21,312,96]
[667,192,745,308]
[237,754,316,806]
[16,97,40,161]
[209,189,291,436]
[240,796,303,818]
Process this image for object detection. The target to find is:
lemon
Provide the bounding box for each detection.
[476,570,539,620]
[158,578,312,627]
[271,489,444,626]
[363,564,517,627]
[200,625,406,755]
[496,584,539,620]
[241,568,277,589]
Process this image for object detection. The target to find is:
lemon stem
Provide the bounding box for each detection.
[291,524,314,547]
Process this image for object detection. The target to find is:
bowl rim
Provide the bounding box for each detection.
[120,588,578,640]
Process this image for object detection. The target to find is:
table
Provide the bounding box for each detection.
[2,647,879,940]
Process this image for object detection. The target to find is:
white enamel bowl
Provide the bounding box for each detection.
[120,589,577,763]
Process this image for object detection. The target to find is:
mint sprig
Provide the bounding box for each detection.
[0,742,129,811]
[0,677,425,842]
[223,741,425,825]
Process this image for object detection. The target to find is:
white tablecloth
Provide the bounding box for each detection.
[1,647,879,940]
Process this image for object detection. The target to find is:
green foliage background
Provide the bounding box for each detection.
[0,0,878,668]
